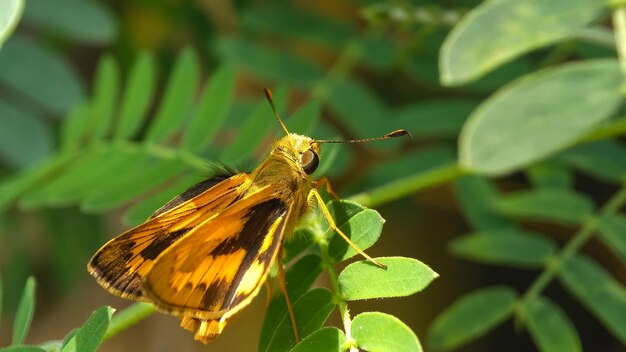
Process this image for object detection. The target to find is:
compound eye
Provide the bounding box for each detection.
[301,149,319,175]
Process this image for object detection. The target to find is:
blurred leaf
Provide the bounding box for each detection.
[182,64,235,153]
[23,0,116,44]
[559,254,626,343]
[12,276,35,345]
[440,0,605,85]
[0,272,3,325]
[74,306,114,352]
[428,286,518,350]
[286,101,320,135]
[495,189,594,224]
[261,288,334,352]
[290,327,346,352]
[80,158,186,212]
[222,86,287,161]
[526,163,573,190]
[0,34,84,114]
[0,347,46,352]
[123,173,202,226]
[352,312,421,352]
[454,176,514,232]
[360,34,396,70]
[449,230,557,268]
[115,52,156,141]
[0,0,23,47]
[459,60,623,175]
[242,5,353,49]
[259,255,323,350]
[61,103,90,152]
[0,100,52,169]
[90,54,119,140]
[598,214,626,264]
[394,100,478,138]
[556,140,626,183]
[60,328,79,351]
[525,296,582,352]
[215,37,323,87]
[312,142,340,178]
[339,256,438,300]
[145,48,199,143]
[326,200,384,262]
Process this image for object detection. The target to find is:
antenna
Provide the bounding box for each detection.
[264,88,290,136]
[315,129,412,144]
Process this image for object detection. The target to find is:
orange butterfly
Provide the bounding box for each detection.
[88,89,409,343]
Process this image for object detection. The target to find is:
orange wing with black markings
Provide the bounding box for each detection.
[87,172,251,300]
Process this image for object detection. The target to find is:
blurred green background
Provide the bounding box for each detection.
[1,0,626,351]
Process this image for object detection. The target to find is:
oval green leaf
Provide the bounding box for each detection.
[597,214,626,264]
[495,189,594,224]
[261,288,335,352]
[440,0,605,85]
[459,60,623,175]
[326,200,384,262]
[556,140,626,183]
[339,256,438,300]
[449,230,556,268]
[352,312,422,352]
[525,296,581,352]
[454,176,513,231]
[290,327,347,352]
[0,0,23,47]
[558,254,626,343]
[428,286,518,350]
[12,276,35,345]
[90,54,119,140]
[74,306,114,352]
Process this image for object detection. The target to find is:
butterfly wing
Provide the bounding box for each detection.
[141,186,291,341]
[87,173,251,300]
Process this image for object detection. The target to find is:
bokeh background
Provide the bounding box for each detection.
[1,0,624,351]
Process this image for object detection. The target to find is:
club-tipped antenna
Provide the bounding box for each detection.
[316,129,412,144]
[264,88,290,136]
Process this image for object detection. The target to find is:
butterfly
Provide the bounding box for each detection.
[87,89,409,344]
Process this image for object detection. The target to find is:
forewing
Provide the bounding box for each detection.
[142,187,290,320]
[87,173,251,300]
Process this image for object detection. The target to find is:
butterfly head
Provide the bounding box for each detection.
[277,133,320,175]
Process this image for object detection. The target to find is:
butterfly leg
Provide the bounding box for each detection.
[308,188,387,269]
[313,176,340,200]
[277,251,301,342]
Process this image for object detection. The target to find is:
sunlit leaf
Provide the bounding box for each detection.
[353,312,422,352]
[290,327,346,352]
[326,200,384,262]
[0,0,23,47]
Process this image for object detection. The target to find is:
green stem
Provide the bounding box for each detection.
[103,302,156,341]
[523,185,626,301]
[348,163,465,208]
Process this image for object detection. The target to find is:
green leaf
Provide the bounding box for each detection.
[454,176,513,232]
[440,0,605,85]
[326,200,384,262]
[0,34,84,114]
[23,0,116,44]
[115,52,156,141]
[495,189,594,224]
[90,54,119,140]
[290,327,346,352]
[525,296,581,352]
[123,173,202,226]
[215,37,323,87]
[0,272,3,326]
[526,163,573,190]
[459,60,623,175]
[259,255,323,350]
[598,214,626,264]
[394,100,478,138]
[12,276,36,345]
[145,48,199,143]
[60,328,79,351]
[450,230,557,268]
[559,254,626,343]
[286,100,320,136]
[339,256,438,300]
[0,100,53,169]
[556,140,626,183]
[261,288,335,352]
[428,286,518,350]
[0,0,23,47]
[61,103,90,152]
[222,86,288,161]
[0,347,46,352]
[74,306,114,352]
[80,158,187,212]
[182,64,235,153]
[352,312,422,352]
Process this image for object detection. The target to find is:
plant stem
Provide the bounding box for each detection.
[348,163,465,208]
[103,302,156,341]
[523,185,626,301]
